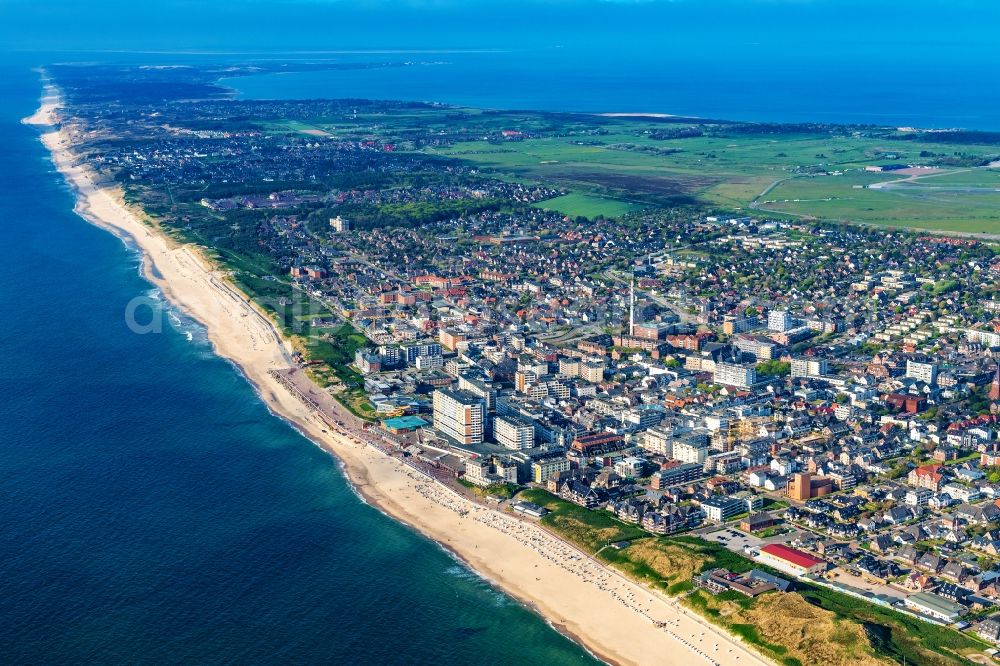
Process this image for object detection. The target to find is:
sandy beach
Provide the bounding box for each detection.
[26,85,772,666]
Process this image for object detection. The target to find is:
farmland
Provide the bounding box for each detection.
[240,98,1000,231]
[757,170,1000,233]
[416,120,1000,232]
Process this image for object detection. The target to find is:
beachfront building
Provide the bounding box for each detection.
[382,415,429,435]
[532,457,571,484]
[756,544,827,577]
[493,414,535,450]
[433,388,486,446]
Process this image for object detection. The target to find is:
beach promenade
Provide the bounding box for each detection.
[27,86,773,666]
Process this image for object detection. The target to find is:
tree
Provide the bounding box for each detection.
[756,360,791,377]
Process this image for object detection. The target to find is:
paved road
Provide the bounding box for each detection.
[605,268,697,325]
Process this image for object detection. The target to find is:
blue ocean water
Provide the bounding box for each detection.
[225,48,1000,131]
[0,61,598,665]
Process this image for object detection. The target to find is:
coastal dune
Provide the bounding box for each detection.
[27,88,772,666]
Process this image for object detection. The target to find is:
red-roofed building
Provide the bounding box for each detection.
[908,464,946,491]
[758,544,827,576]
[571,432,626,456]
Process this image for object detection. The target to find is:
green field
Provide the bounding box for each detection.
[246,103,1000,232]
[889,167,1000,187]
[760,171,1000,233]
[245,102,1000,232]
[412,115,1000,232]
[533,191,643,218]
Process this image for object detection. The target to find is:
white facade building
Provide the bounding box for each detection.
[493,414,535,450]
[714,362,757,388]
[433,388,486,445]
[768,310,794,332]
[791,357,829,378]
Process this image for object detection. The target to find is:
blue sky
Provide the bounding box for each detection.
[1,0,997,54]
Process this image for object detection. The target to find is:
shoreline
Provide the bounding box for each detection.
[26,84,772,666]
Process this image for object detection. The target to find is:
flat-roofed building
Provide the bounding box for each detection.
[714,362,757,389]
[458,372,497,412]
[906,359,938,385]
[723,315,760,335]
[493,414,534,450]
[580,358,606,383]
[640,426,674,456]
[768,310,794,332]
[558,357,581,377]
[401,341,442,366]
[632,321,672,341]
[532,457,571,484]
[433,388,486,446]
[702,496,745,522]
[787,472,833,501]
[674,438,709,464]
[651,461,703,489]
[733,335,779,361]
[904,592,967,622]
[757,544,827,576]
[791,357,829,378]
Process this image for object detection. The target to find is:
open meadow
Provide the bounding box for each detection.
[250,105,1000,232]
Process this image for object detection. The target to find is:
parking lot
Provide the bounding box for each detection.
[827,566,908,601]
[703,528,764,555]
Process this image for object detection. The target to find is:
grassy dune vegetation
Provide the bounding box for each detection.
[517,489,987,666]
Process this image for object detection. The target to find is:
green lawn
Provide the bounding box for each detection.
[760,171,1000,233]
[533,191,642,218]
[421,118,1000,232]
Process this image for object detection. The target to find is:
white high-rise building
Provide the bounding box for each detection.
[768,310,794,332]
[673,439,710,464]
[791,357,829,378]
[493,415,535,450]
[713,362,757,388]
[433,388,486,445]
[458,373,497,412]
[906,359,938,385]
[558,357,581,377]
[580,358,606,383]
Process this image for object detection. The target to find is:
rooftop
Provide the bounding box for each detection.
[383,415,429,430]
[760,543,826,569]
